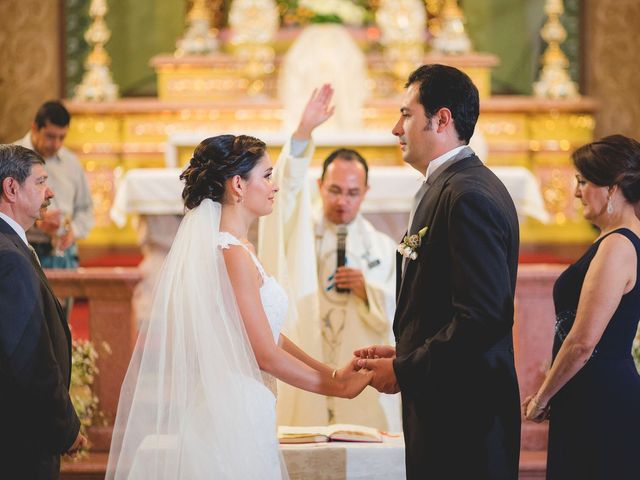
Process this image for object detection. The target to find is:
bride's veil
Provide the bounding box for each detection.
[106,199,285,479]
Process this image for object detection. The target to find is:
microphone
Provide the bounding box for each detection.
[336,225,349,293]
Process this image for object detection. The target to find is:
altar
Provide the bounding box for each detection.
[110,164,550,236]
[111,161,549,328]
[61,0,597,253]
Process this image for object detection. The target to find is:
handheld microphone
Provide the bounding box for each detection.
[336,225,349,293]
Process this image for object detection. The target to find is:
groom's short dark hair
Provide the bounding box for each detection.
[406,64,479,145]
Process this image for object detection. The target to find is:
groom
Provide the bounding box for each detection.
[355,65,521,479]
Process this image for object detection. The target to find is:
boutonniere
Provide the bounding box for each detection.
[397,226,428,260]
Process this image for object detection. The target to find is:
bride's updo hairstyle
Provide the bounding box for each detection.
[180,134,266,209]
[572,134,640,204]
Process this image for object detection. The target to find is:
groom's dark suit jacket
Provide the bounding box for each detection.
[393,150,521,479]
[0,218,80,479]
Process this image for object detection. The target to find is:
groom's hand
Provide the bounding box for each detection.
[356,357,399,394]
[353,344,396,361]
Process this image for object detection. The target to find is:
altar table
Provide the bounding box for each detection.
[134,434,406,480]
[111,165,549,228]
[281,439,406,480]
[110,165,548,326]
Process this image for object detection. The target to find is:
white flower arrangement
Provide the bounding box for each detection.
[397,226,428,261]
[299,0,367,26]
[69,338,110,456]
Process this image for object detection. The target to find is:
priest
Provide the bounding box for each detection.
[259,85,399,430]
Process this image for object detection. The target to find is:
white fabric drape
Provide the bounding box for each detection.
[106,199,286,479]
[278,24,368,132]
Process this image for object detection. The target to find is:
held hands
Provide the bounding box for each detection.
[334,357,372,399]
[293,84,335,140]
[353,345,400,394]
[522,394,550,423]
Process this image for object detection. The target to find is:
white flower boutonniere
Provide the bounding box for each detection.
[397,226,429,260]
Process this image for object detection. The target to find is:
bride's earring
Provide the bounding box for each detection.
[607,196,614,214]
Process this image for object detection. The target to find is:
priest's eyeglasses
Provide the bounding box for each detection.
[325,186,362,200]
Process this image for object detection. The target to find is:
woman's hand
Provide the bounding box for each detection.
[522,394,550,423]
[334,358,372,399]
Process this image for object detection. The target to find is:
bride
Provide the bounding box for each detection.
[106,86,371,479]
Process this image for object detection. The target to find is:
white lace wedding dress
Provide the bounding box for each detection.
[107,200,289,479]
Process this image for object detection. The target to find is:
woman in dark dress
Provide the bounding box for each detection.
[523,135,640,479]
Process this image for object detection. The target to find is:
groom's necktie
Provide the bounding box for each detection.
[407,179,429,236]
[403,179,429,273]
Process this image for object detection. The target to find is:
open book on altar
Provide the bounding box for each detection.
[278,424,383,444]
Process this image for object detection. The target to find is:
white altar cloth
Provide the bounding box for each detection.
[110,165,549,228]
[134,434,406,480]
[281,439,406,480]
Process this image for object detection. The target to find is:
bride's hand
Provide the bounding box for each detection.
[334,358,372,399]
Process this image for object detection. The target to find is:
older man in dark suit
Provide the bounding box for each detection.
[355,65,521,479]
[0,144,86,479]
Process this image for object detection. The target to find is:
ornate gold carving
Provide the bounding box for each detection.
[533,0,579,99]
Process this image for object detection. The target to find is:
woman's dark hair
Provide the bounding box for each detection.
[180,134,266,209]
[572,134,640,203]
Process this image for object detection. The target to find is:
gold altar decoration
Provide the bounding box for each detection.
[424,0,444,37]
[63,2,597,248]
[431,0,472,55]
[533,0,579,99]
[228,0,280,95]
[73,0,118,101]
[175,0,220,56]
[376,0,426,83]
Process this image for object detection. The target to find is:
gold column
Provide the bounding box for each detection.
[228,0,279,96]
[74,0,118,101]
[175,0,220,56]
[376,0,426,83]
[533,0,579,99]
[431,0,472,54]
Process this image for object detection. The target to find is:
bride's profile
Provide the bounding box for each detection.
[106,87,371,479]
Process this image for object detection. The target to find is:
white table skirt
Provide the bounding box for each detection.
[134,434,406,480]
[110,165,549,227]
[282,440,406,480]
